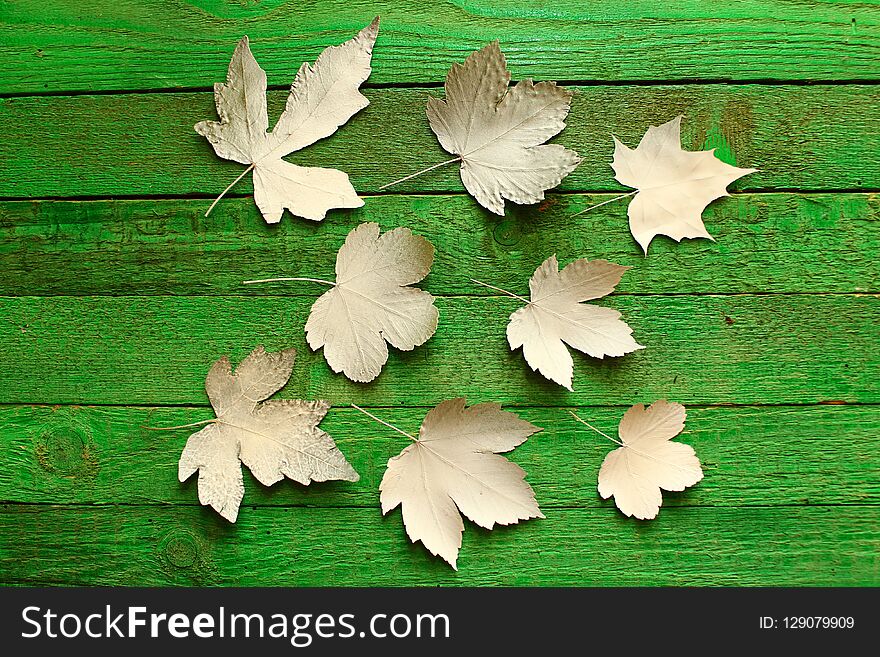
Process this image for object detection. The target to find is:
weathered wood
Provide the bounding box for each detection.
[1,194,876,296]
[1,504,875,586]
[1,404,877,509]
[1,294,876,406]
[2,85,879,199]
[2,0,878,591]
[1,0,878,94]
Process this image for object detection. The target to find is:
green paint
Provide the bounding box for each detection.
[1,194,874,296]
[1,1,878,93]
[2,85,879,198]
[1,505,876,586]
[701,124,736,166]
[1,405,877,509]
[0,1,877,587]
[0,294,876,407]
[186,0,292,20]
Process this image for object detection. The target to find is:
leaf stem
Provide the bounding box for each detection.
[205,163,256,217]
[144,418,218,431]
[568,411,624,447]
[378,157,462,190]
[351,404,417,442]
[570,191,637,217]
[242,276,337,286]
[469,278,530,304]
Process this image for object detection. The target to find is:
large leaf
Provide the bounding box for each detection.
[178,346,358,521]
[380,398,543,569]
[612,115,756,252]
[427,42,581,215]
[305,223,439,382]
[195,18,379,222]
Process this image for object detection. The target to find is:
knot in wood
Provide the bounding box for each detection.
[493,220,522,246]
[160,531,201,569]
[35,415,97,477]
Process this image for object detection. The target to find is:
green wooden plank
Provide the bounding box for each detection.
[1,294,876,406]
[0,504,875,586]
[1,0,878,93]
[3,85,878,199]
[2,404,877,509]
[1,194,876,296]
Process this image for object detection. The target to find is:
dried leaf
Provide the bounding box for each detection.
[195,18,379,222]
[427,42,581,215]
[506,255,643,390]
[178,346,358,522]
[612,115,757,252]
[306,222,439,382]
[597,400,703,519]
[378,399,543,569]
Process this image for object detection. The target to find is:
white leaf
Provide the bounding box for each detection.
[427,42,581,215]
[612,115,757,252]
[178,346,358,522]
[305,222,439,383]
[506,255,643,390]
[379,398,543,569]
[597,400,703,520]
[195,18,379,222]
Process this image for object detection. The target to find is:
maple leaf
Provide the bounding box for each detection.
[178,346,358,522]
[611,115,756,252]
[304,222,439,382]
[585,400,703,520]
[195,18,379,223]
[425,41,581,215]
[371,399,542,569]
[504,255,643,390]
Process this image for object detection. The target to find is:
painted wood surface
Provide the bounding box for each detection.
[1,294,877,406]
[0,195,876,296]
[1,405,877,508]
[0,0,877,587]
[1,0,878,93]
[2,505,874,586]
[2,85,878,198]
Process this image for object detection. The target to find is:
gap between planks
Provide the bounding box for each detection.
[2,77,880,101]
[2,189,879,203]
[2,501,877,510]
[0,401,876,410]
[1,292,877,300]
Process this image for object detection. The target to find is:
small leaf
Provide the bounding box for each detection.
[506,255,643,390]
[305,223,439,383]
[596,400,703,519]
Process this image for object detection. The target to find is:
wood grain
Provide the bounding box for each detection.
[2,85,879,199]
[1,504,875,586]
[1,404,877,509]
[1,294,876,407]
[2,1,878,588]
[1,0,878,93]
[0,194,876,296]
